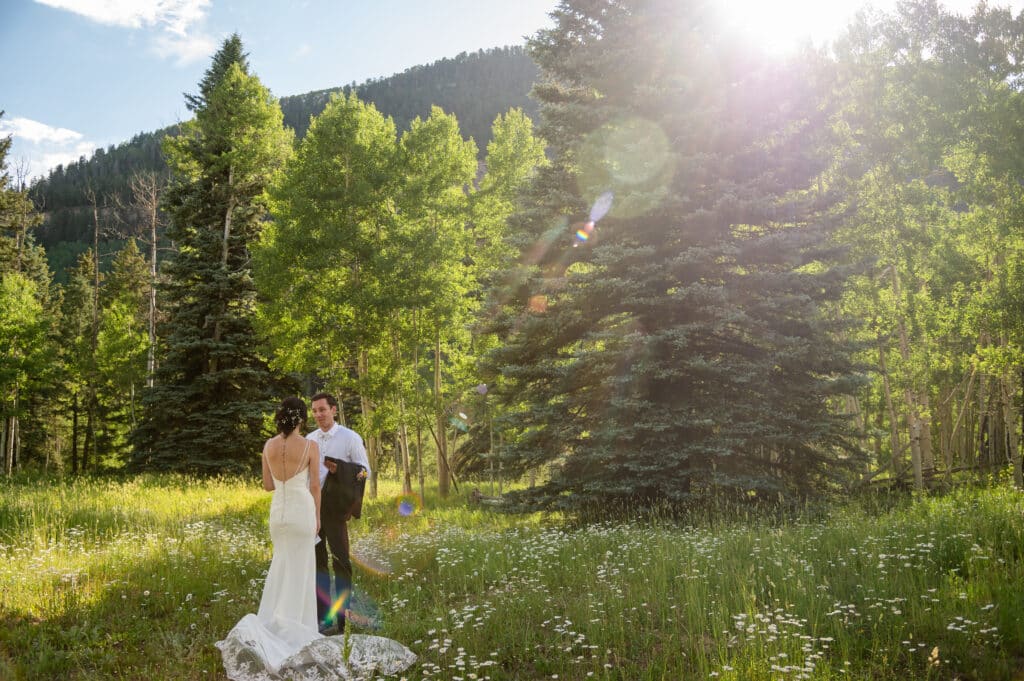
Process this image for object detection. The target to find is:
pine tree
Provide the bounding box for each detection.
[489,0,862,513]
[61,251,99,474]
[96,240,151,464]
[132,37,294,473]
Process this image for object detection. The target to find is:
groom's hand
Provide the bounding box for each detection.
[324,459,338,474]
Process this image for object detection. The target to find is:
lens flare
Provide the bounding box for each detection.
[528,294,548,313]
[590,191,614,223]
[572,194,611,246]
[323,587,382,631]
[351,548,393,577]
[325,587,348,624]
[397,493,422,517]
[577,117,673,219]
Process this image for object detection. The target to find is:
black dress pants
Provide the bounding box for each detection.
[316,475,351,629]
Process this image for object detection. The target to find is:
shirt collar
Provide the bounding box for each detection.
[317,423,340,440]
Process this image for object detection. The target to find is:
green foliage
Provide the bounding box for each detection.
[832,0,1024,478]
[0,273,50,414]
[132,39,294,474]
[257,91,399,390]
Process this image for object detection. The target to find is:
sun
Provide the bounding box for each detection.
[712,0,1024,55]
[710,0,872,54]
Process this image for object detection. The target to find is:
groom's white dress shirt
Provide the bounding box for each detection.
[307,423,371,487]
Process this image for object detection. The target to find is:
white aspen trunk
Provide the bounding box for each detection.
[12,415,18,473]
[845,394,870,471]
[416,425,425,502]
[394,330,412,495]
[1007,371,1023,490]
[4,415,12,477]
[130,382,137,430]
[434,334,449,498]
[210,167,235,376]
[412,310,425,501]
[147,195,158,387]
[920,390,934,473]
[488,404,495,496]
[890,268,923,490]
[977,373,988,476]
[878,342,903,479]
[1,416,6,477]
[949,366,976,469]
[939,389,952,477]
[357,349,377,499]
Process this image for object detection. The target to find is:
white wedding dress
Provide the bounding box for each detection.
[216,454,416,680]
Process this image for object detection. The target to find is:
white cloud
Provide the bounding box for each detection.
[153,30,217,65]
[0,117,83,145]
[33,0,210,35]
[39,141,99,172]
[34,0,214,64]
[1,116,96,182]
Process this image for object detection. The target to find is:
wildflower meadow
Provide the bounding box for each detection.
[1,474,1022,680]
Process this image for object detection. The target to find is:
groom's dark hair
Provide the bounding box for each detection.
[311,392,338,409]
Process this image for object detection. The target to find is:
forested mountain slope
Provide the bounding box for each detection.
[28,45,539,277]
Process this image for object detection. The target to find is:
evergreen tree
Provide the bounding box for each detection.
[489,0,862,513]
[133,37,294,473]
[60,251,99,473]
[96,240,151,465]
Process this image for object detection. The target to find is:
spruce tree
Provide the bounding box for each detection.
[489,0,862,513]
[61,251,99,473]
[132,37,293,473]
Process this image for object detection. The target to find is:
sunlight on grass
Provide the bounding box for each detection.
[1,474,1022,680]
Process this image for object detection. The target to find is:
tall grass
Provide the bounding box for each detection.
[1,473,1022,680]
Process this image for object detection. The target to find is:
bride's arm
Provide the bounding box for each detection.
[308,442,322,532]
[261,440,275,491]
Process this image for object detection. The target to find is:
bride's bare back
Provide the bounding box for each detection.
[263,432,317,483]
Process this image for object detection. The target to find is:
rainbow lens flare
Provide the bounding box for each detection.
[397,493,422,517]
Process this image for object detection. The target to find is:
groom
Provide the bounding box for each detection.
[308,392,370,634]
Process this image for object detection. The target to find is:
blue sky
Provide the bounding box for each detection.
[0,0,559,182]
[2,0,1020,183]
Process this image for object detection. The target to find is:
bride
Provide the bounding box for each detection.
[216,396,416,681]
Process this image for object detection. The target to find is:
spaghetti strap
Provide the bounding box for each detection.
[292,439,311,479]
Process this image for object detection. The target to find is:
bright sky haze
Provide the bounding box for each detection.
[1,0,1021,183]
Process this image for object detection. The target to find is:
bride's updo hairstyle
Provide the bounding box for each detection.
[275,396,307,435]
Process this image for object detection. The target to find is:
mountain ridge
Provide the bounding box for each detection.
[29,44,540,278]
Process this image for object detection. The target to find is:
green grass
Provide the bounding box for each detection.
[1,474,1022,680]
